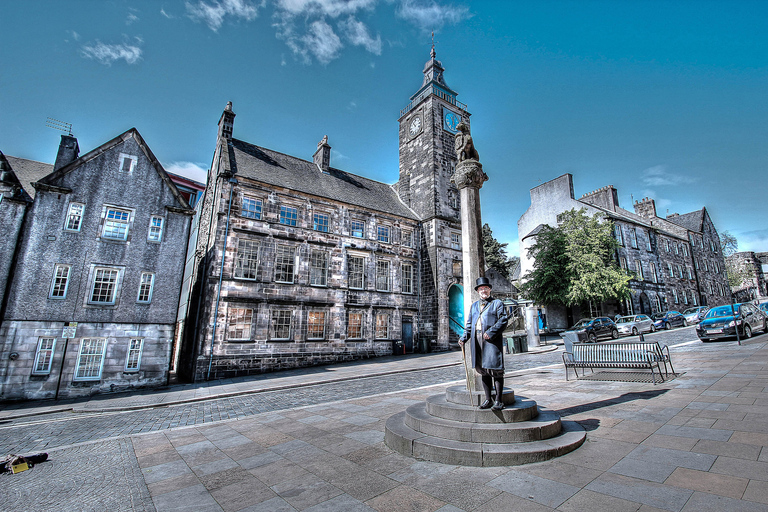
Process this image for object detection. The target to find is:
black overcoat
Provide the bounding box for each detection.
[458,297,509,370]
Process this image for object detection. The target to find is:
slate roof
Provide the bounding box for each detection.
[229,138,418,220]
[5,156,53,200]
[666,209,705,233]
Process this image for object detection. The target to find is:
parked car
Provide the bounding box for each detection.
[697,303,768,341]
[682,306,709,325]
[566,317,619,342]
[651,311,687,330]
[615,314,656,336]
[759,302,768,315]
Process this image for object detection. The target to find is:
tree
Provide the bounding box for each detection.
[482,223,518,279]
[719,231,738,257]
[720,231,747,289]
[520,208,631,307]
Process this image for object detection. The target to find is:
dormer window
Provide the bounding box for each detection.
[118,153,137,174]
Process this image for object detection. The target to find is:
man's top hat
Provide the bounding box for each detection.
[474,276,492,290]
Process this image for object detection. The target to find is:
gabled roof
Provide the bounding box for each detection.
[4,155,53,200]
[666,209,705,233]
[228,138,418,220]
[40,128,192,211]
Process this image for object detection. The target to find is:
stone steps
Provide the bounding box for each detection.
[385,385,586,466]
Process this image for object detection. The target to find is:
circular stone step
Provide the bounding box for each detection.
[404,402,563,443]
[425,394,539,424]
[445,385,515,406]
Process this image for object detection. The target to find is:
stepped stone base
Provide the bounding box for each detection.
[385,385,585,466]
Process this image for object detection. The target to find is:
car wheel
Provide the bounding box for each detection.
[650,325,656,333]
[665,322,671,330]
[632,327,638,336]
[682,319,687,327]
[700,338,710,343]
[588,332,597,343]
[743,324,752,339]
[611,329,619,339]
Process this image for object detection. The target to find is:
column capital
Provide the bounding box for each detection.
[451,160,488,190]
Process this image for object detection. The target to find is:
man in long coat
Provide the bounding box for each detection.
[459,277,509,410]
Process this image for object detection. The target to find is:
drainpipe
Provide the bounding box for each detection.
[206,176,238,380]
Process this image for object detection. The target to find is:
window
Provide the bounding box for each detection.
[102,207,131,240]
[309,250,328,286]
[614,225,624,246]
[708,282,713,294]
[376,260,390,291]
[693,294,697,306]
[401,263,414,294]
[402,230,413,248]
[451,232,461,250]
[32,338,56,375]
[667,263,674,277]
[227,307,253,340]
[307,311,326,339]
[65,202,84,231]
[74,338,106,381]
[713,262,719,273]
[377,225,390,243]
[274,245,295,283]
[348,255,365,289]
[655,296,662,312]
[703,260,708,272]
[234,239,259,280]
[687,267,693,280]
[620,257,628,270]
[148,216,163,242]
[348,312,363,339]
[242,196,262,219]
[137,272,155,303]
[629,228,638,249]
[375,313,389,339]
[636,261,644,280]
[351,219,365,238]
[650,263,657,283]
[678,265,684,278]
[279,205,298,226]
[125,338,144,371]
[271,310,292,340]
[646,231,652,252]
[90,268,119,304]
[49,264,71,299]
[313,213,329,233]
[673,289,679,304]
[682,245,688,257]
[674,243,679,255]
[665,240,670,252]
[695,259,699,270]
[118,153,137,173]
[683,291,689,305]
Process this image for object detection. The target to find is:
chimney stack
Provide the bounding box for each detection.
[313,135,331,171]
[217,101,236,140]
[53,134,79,172]
[633,197,657,219]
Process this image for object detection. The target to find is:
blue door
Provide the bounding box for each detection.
[402,321,413,353]
[448,284,464,336]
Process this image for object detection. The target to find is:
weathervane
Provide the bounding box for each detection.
[46,117,73,136]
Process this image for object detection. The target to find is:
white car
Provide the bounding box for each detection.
[615,314,656,336]
[682,306,709,325]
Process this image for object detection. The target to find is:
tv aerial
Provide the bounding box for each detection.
[46,117,73,136]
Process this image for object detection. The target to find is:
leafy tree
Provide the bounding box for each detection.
[520,208,631,307]
[719,231,746,290]
[482,223,518,278]
[719,231,738,257]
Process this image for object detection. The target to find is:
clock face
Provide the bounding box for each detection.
[409,116,422,136]
[444,110,461,133]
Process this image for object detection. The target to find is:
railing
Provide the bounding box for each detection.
[400,85,468,117]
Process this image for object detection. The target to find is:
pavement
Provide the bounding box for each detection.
[2,333,768,511]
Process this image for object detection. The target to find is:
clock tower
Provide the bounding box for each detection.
[398,47,471,350]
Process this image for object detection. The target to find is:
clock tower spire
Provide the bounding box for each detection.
[397,47,471,352]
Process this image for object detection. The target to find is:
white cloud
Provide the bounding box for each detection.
[640,165,696,187]
[80,41,143,65]
[276,0,376,18]
[396,0,471,31]
[303,20,343,64]
[339,16,381,54]
[165,161,209,184]
[68,30,81,42]
[160,8,174,18]
[186,0,262,31]
[127,13,140,25]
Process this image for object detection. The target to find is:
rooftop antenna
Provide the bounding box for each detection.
[46,117,73,136]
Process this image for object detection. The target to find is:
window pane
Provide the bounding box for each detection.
[401,264,413,294]
[307,311,326,339]
[271,310,292,339]
[348,255,364,289]
[50,265,71,298]
[75,338,105,380]
[234,239,259,279]
[376,260,390,291]
[377,226,390,243]
[348,312,362,339]
[227,308,253,340]
[242,197,262,219]
[351,219,365,238]
[65,203,84,231]
[279,206,298,226]
[451,233,461,250]
[103,208,130,240]
[375,314,389,339]
[402,230,413,248]
[137,273,154,302]
[91,268,118,303]
[125,338,143,371]
[33,338,56,374]
[313,213,329,233]
[148,216,163,242]
[310,250,328,286]
[274,245,295,283]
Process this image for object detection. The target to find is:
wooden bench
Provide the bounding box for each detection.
[562,341,675,384]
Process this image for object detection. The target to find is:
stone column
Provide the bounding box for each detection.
[452,157,488,393]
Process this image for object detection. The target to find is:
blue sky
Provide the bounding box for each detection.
[2,1,767,256]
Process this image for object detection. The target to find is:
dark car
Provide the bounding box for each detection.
[566,317,619,342]
[697,303,768,341]
[651,311,686,330]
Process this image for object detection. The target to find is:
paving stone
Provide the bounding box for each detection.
[743,479,768,505]
[142,459,193,484]
[487,469,580,508]
[302,493,376,512]
[237,450,284,470]
[625,445,717,471]
[210,477,275,512]
[271,473,343,510]
[147,472,201,497]
[234,496,296,512]
[558,488,644,512]
[585,472,693,512]
[691,438,761,460]
[608,457,677,483]
[469,491,555,512]
[680,491,768,511]
[664,467,748,499]
[364,485,447,512]
[248,458,311,486]
[152,483,223,511]
[709,456,768,481]
[192,456,241,476]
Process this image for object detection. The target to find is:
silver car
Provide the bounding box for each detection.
[682,306,709,325]
[615,314,656,336]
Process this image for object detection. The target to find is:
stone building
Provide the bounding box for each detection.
[178,49,470,381]
[0,129,193,400]
[518,174,729,329]
[726,251,768,301]
[0,153,31,312]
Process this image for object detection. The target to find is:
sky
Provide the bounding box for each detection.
[2,0,767,257]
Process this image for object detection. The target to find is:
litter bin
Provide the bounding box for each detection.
[393,341,405,355]
[505,338,514,354]
[514,336,528,353]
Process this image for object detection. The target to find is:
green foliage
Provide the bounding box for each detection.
[521,209,631,306]
[482,223,518,279]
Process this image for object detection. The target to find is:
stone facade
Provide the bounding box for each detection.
[518,174,730,329]
[0,130,193,400]
[0,153,30,312]
[727,251,768,301]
